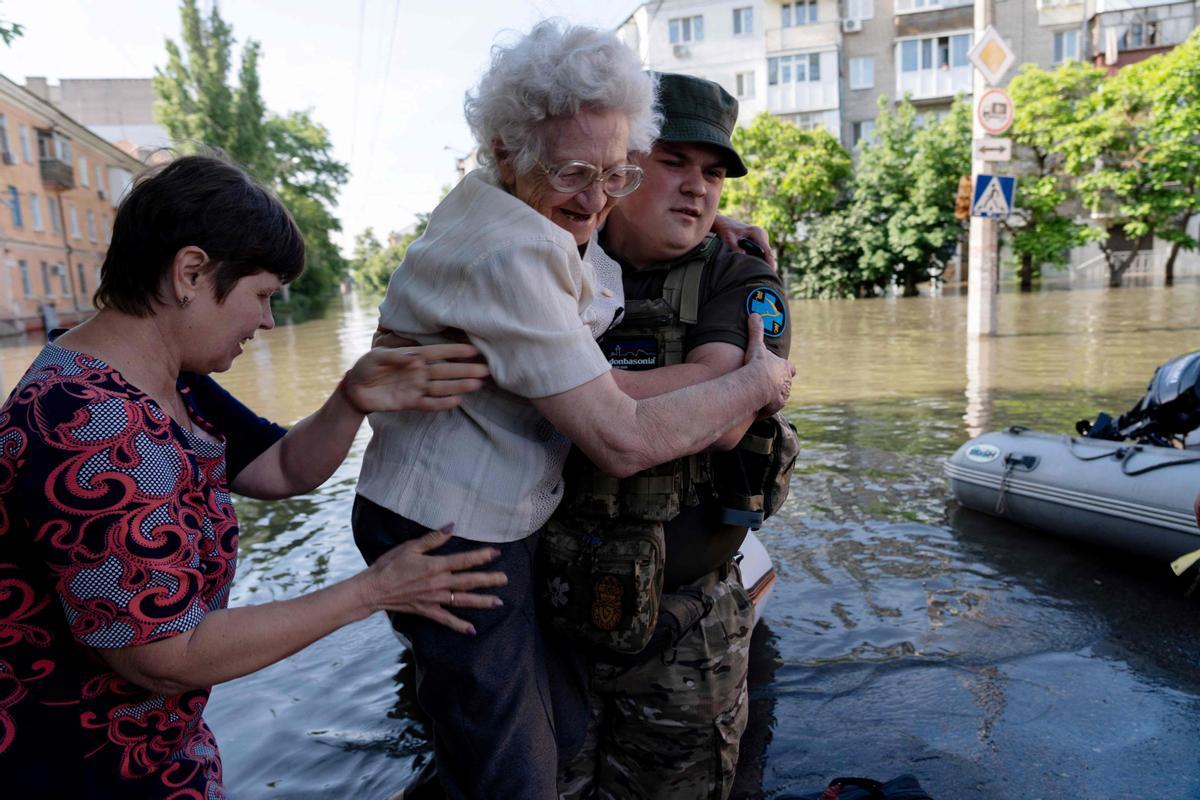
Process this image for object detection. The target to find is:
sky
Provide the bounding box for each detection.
[0,0,641,252]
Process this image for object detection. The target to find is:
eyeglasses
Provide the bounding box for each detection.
[537,160,645,198]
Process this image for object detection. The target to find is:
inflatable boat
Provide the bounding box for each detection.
[738,530,777,626]
[946,351,1200,564]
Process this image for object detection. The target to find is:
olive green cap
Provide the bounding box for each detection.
[653,72,748,178]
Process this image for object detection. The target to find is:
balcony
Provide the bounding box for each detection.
[896,64,972,101]
[40,158,75,191]
[765,22,840,52]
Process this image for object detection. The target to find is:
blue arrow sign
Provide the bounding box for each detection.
[971,175,1016,219]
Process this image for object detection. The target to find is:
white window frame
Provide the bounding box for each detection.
[1053,29,1080,63]
[733,7,754,35]
[783,0,819,27]
[0,114,9,159]
[41,261,52,295]
[849,56,875,89]
[48,196,61,234]
[895,0,971,13]
[846,0,875,20]
[95,164,106,196]
[898,32,972,73]
[87,209,97,242]
[68,205,81,240]
[101,214,111,243]
[768,53,823,85]
[78,156,90,187]
[736,70,757,99]
[17,259,31,298]
[669,15,704,44]
[29,193,43,232]
[18,124,31,163]
[852,119,876,147]
[56,263,70,296]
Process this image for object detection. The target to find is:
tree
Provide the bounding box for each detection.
[349,219,428,294]
[720,113,851,280]
[1060,30,1200,287]
[853,95,971,296]
[0,2,22,46]
[1004,61,1105,290]
[153,0,349,303]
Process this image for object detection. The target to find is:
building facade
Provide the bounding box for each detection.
[0,75,142,335]
[24,77,170,161]
[618,0,1199,150]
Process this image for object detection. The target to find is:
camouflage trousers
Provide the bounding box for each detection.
[558,567,755,800]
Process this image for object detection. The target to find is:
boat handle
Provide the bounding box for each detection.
[1004,453,1039,472]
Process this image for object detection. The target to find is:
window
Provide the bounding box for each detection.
[41,262,52,295]
[18,125,31,162]
[852,119,876,146]
[782,1,818,27]
[95,164,106,196]
[733,7,754,35]
[0,114,9,159]
[56,264,70,296]
[669,15,704,44]
[57,137,71,164]
[768,53,822,85]
[86,210,97,242]
[895,0,971,11]
[849,56,874,89]
[7,186,21,228]
[17,259,31,297]
[68,205,81,240]
[78,157,90,188]
[736,71,756,99]
[29,193,43,231]
[846,0,875,20]
[900,34,970,71]
[48,196,61,234]
[1053,29,1079,63]
[77,263,87,297]
[101,214,111,243]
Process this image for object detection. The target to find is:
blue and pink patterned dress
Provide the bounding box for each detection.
[0,344,285,798]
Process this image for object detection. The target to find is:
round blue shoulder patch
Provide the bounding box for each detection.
[745,286,787,338]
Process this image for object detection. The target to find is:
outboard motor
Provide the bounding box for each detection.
[1077,351,1200,448]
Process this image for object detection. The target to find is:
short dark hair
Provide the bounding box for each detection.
[95,154,305,317]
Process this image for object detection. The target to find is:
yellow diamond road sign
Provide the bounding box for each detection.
[968,26,1016,86]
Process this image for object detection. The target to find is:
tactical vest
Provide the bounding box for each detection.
[559,234,721,526]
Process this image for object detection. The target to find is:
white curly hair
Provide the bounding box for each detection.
[464,20,661,181]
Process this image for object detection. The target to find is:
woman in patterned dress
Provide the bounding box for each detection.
[0,154,503,798]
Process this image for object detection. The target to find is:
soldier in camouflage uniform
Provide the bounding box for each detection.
[556,73,791,800]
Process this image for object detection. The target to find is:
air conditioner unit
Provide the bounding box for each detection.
[842,18,863,33]
[673,44,691,58]
[1,152,14,165]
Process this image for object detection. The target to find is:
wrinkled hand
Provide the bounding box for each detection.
[712,213,777,271]
[743,314,794,417]
[341,343,489,414]
[360,527,507,635]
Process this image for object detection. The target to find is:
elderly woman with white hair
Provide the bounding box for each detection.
[352,20,793,799]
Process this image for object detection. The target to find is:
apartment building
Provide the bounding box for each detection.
[0,74,142,335]
[619,0,1199,150]
[24,77,170,161]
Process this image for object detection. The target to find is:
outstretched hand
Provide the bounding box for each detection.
[361,527,508,635]
[341,343,490,414]
[743,313,794,417]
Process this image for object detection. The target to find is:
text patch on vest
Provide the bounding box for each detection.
[602,335,659,371]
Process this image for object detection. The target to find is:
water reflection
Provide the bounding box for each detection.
[4,284,1200,798]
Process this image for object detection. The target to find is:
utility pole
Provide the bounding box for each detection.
[966,0,998,338]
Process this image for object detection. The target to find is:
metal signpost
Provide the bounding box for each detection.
[965,15,1015,339]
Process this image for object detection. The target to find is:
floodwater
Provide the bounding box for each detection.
[4,282,1199,798]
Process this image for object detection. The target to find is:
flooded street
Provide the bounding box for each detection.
[5,282,1198,798]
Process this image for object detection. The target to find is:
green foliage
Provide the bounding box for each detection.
[1059,30,1200,286]
[721,113,852,276]
[153,0,349,303]
[852,95,971,296]
[349,220,428,295]
[0,2,22,46]
[1005,61,1106,287]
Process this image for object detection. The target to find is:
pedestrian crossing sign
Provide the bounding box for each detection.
[971,175,1016,219]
